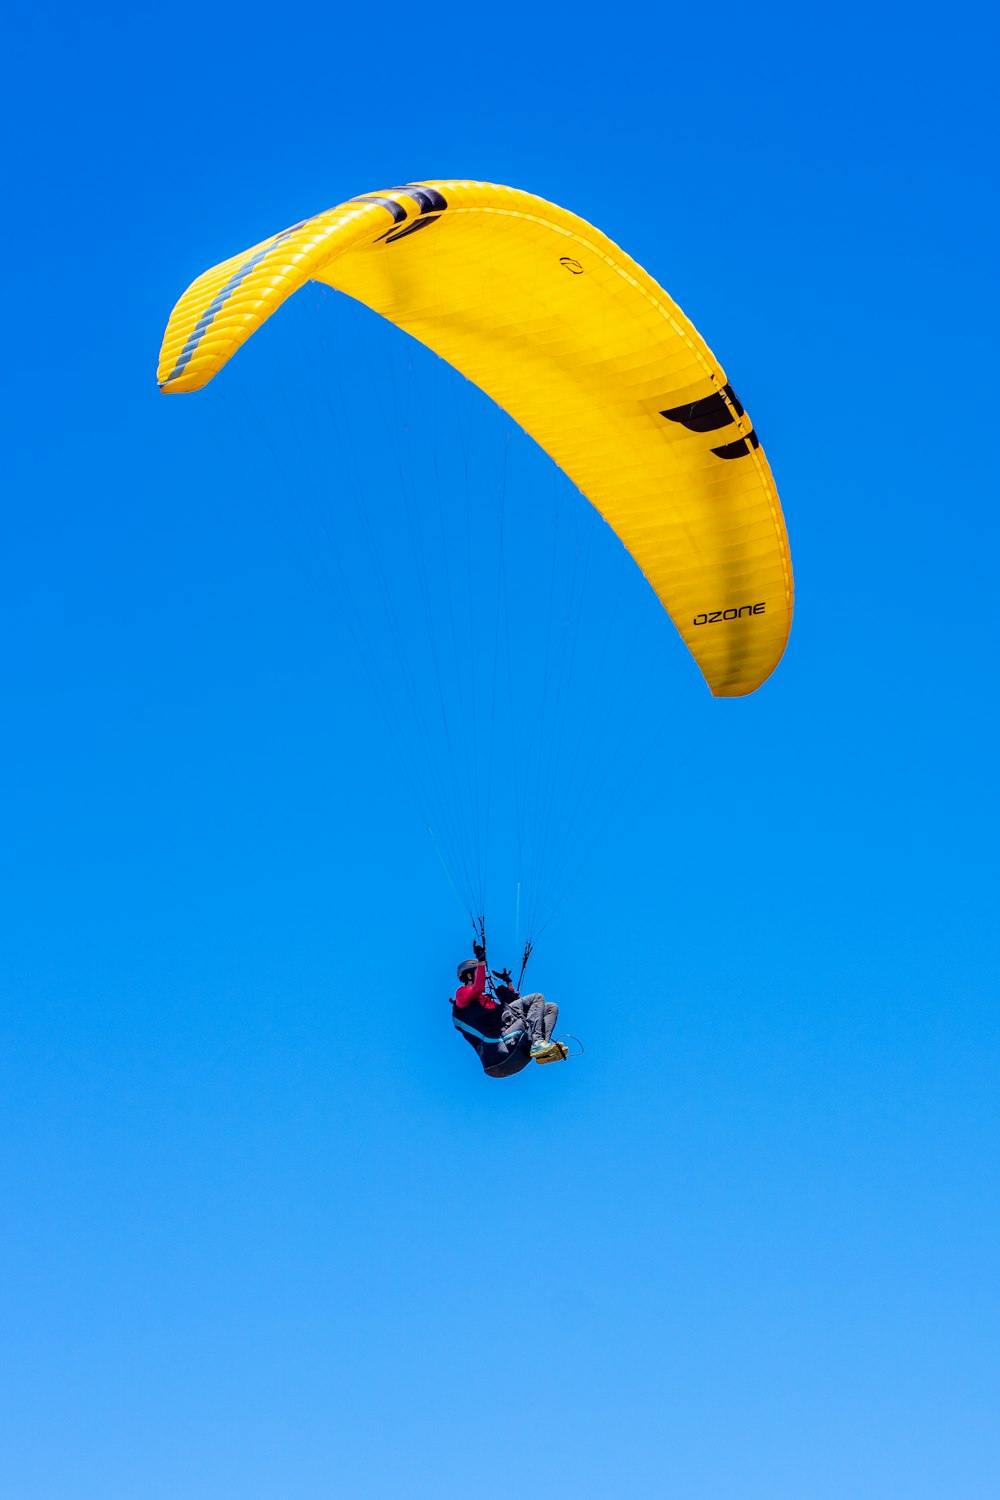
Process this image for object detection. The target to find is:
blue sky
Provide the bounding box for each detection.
[3,2,998,1496]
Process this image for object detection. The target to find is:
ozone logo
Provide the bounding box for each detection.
[693,602,766,625]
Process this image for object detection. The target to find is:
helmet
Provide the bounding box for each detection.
[457,958,478,981]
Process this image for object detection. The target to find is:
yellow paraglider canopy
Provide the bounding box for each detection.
[158,179,792,696]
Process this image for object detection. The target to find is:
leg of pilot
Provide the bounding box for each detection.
[522,992,558,1045]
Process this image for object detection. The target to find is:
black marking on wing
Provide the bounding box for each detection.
[660,383,745,433]
[352,194,408,222]
[384,215,442,243]
[711,430,761,461]
[391,183,449,214]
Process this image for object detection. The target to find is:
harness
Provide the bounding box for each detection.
[452,1017,526,1048]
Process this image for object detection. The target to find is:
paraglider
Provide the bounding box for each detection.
[452,944,568,1079]
[157,179,794,1049]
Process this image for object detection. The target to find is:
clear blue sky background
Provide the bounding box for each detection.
[3,3,998,1497]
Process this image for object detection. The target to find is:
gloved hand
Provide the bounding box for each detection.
[473,941,486,962]
[493,966,513,987]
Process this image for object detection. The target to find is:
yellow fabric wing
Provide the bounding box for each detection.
[158,180,793,696]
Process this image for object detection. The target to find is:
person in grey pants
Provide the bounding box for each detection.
[452,952,568,1077]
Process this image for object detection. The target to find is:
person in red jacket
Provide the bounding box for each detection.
[451,943,567,1077]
